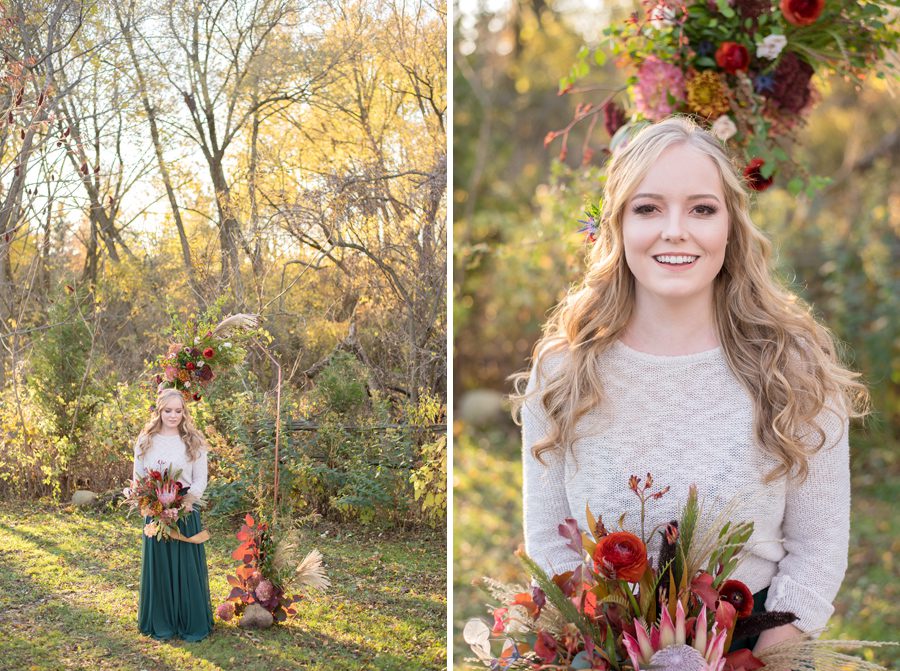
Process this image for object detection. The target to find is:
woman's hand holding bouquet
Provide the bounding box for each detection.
[123,462,196,541]
[465,475,895,671]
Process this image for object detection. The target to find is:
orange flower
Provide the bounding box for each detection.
[592,531,648,582]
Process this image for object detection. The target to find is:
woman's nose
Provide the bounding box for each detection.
[661,211,688,242]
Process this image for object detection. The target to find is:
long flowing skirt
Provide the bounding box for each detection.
[138,510,214,641]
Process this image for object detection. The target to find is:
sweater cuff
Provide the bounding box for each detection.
[764,574,835,633]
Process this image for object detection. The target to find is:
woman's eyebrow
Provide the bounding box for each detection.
[632,193,721,201]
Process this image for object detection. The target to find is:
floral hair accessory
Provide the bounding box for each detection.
[551,0,898,210]
[153,302,262,402]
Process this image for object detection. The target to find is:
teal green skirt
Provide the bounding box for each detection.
[138,510,214,641]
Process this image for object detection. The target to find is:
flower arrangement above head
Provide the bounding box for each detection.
[550,0,899,197]
[153,303,263,403]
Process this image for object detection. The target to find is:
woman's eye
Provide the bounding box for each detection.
[693,205,718,215]
[632,204,657,215]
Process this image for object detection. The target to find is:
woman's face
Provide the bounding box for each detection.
[159,398,185,430]
[621,142,729,306]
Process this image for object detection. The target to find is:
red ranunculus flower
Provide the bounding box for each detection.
[203,347,215,359]
[715,42,750,74]
[185,361,196,370]
[592,531,648,582]
[743,158,774,191]
[780,0,824,26]
[149,470,162,481]
[719,579,755,618]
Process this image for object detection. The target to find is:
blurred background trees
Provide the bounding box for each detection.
[0,0,447,528]
[453,0,898,665]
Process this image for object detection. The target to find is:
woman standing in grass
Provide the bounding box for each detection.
[133,388,213,641]
[513,116,868,654]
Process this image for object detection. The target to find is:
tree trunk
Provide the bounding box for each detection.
[115,1,204,302]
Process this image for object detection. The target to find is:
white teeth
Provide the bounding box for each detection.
[655,255,697,265]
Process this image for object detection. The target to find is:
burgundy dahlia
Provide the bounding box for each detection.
[767,52,814,113]
[744,158,774,191]
[734,0,772,19]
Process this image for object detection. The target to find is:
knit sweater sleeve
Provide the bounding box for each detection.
[764,405,850,632]
[190,449,208,502]
[132,436,145,483]
[522,353,583,576]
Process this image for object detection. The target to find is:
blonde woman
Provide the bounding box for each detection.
[133,388,213,641]
[512,116,867,655]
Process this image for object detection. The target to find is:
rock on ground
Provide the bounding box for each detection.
[239,603,274,629]
[71,490,98,507]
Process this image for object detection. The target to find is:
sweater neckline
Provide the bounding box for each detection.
[612,339,723,364]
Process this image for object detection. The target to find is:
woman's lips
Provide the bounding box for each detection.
[653,255,699,271]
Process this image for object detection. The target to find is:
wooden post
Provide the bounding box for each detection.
[253,339,283,523]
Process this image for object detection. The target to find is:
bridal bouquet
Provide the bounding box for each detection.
[465,475,894,670]
[123,463,194,541]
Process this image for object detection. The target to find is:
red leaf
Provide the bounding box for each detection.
[716,600,737,633]
[226,575,242,588]
[534,631,558,663]
[227,587,244,600]
[244,513,255,527]
[690,572,719,610]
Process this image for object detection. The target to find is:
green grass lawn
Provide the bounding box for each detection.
[452,419,899,669]
[0,503,446,671]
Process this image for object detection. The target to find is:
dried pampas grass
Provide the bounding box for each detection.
[213,313,261,336]
[757,636,898,671]
[295,549,330,591]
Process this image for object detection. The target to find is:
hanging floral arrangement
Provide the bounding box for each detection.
[550,0,899,199]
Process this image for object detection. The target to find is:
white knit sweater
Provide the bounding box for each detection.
[132,433,208,502]
[522,340,850,633]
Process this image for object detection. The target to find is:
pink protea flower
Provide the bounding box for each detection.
[156,481,179,506]
[164,365,177,381]
[623,602,728,671]
[255,579,274,602]
[216,602,235,621]
[633,57,685,121]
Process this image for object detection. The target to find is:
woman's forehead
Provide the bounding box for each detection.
[160,399,184,411]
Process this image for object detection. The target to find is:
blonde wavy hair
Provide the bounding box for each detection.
[136,389,208,462]
[510,116,868,483]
